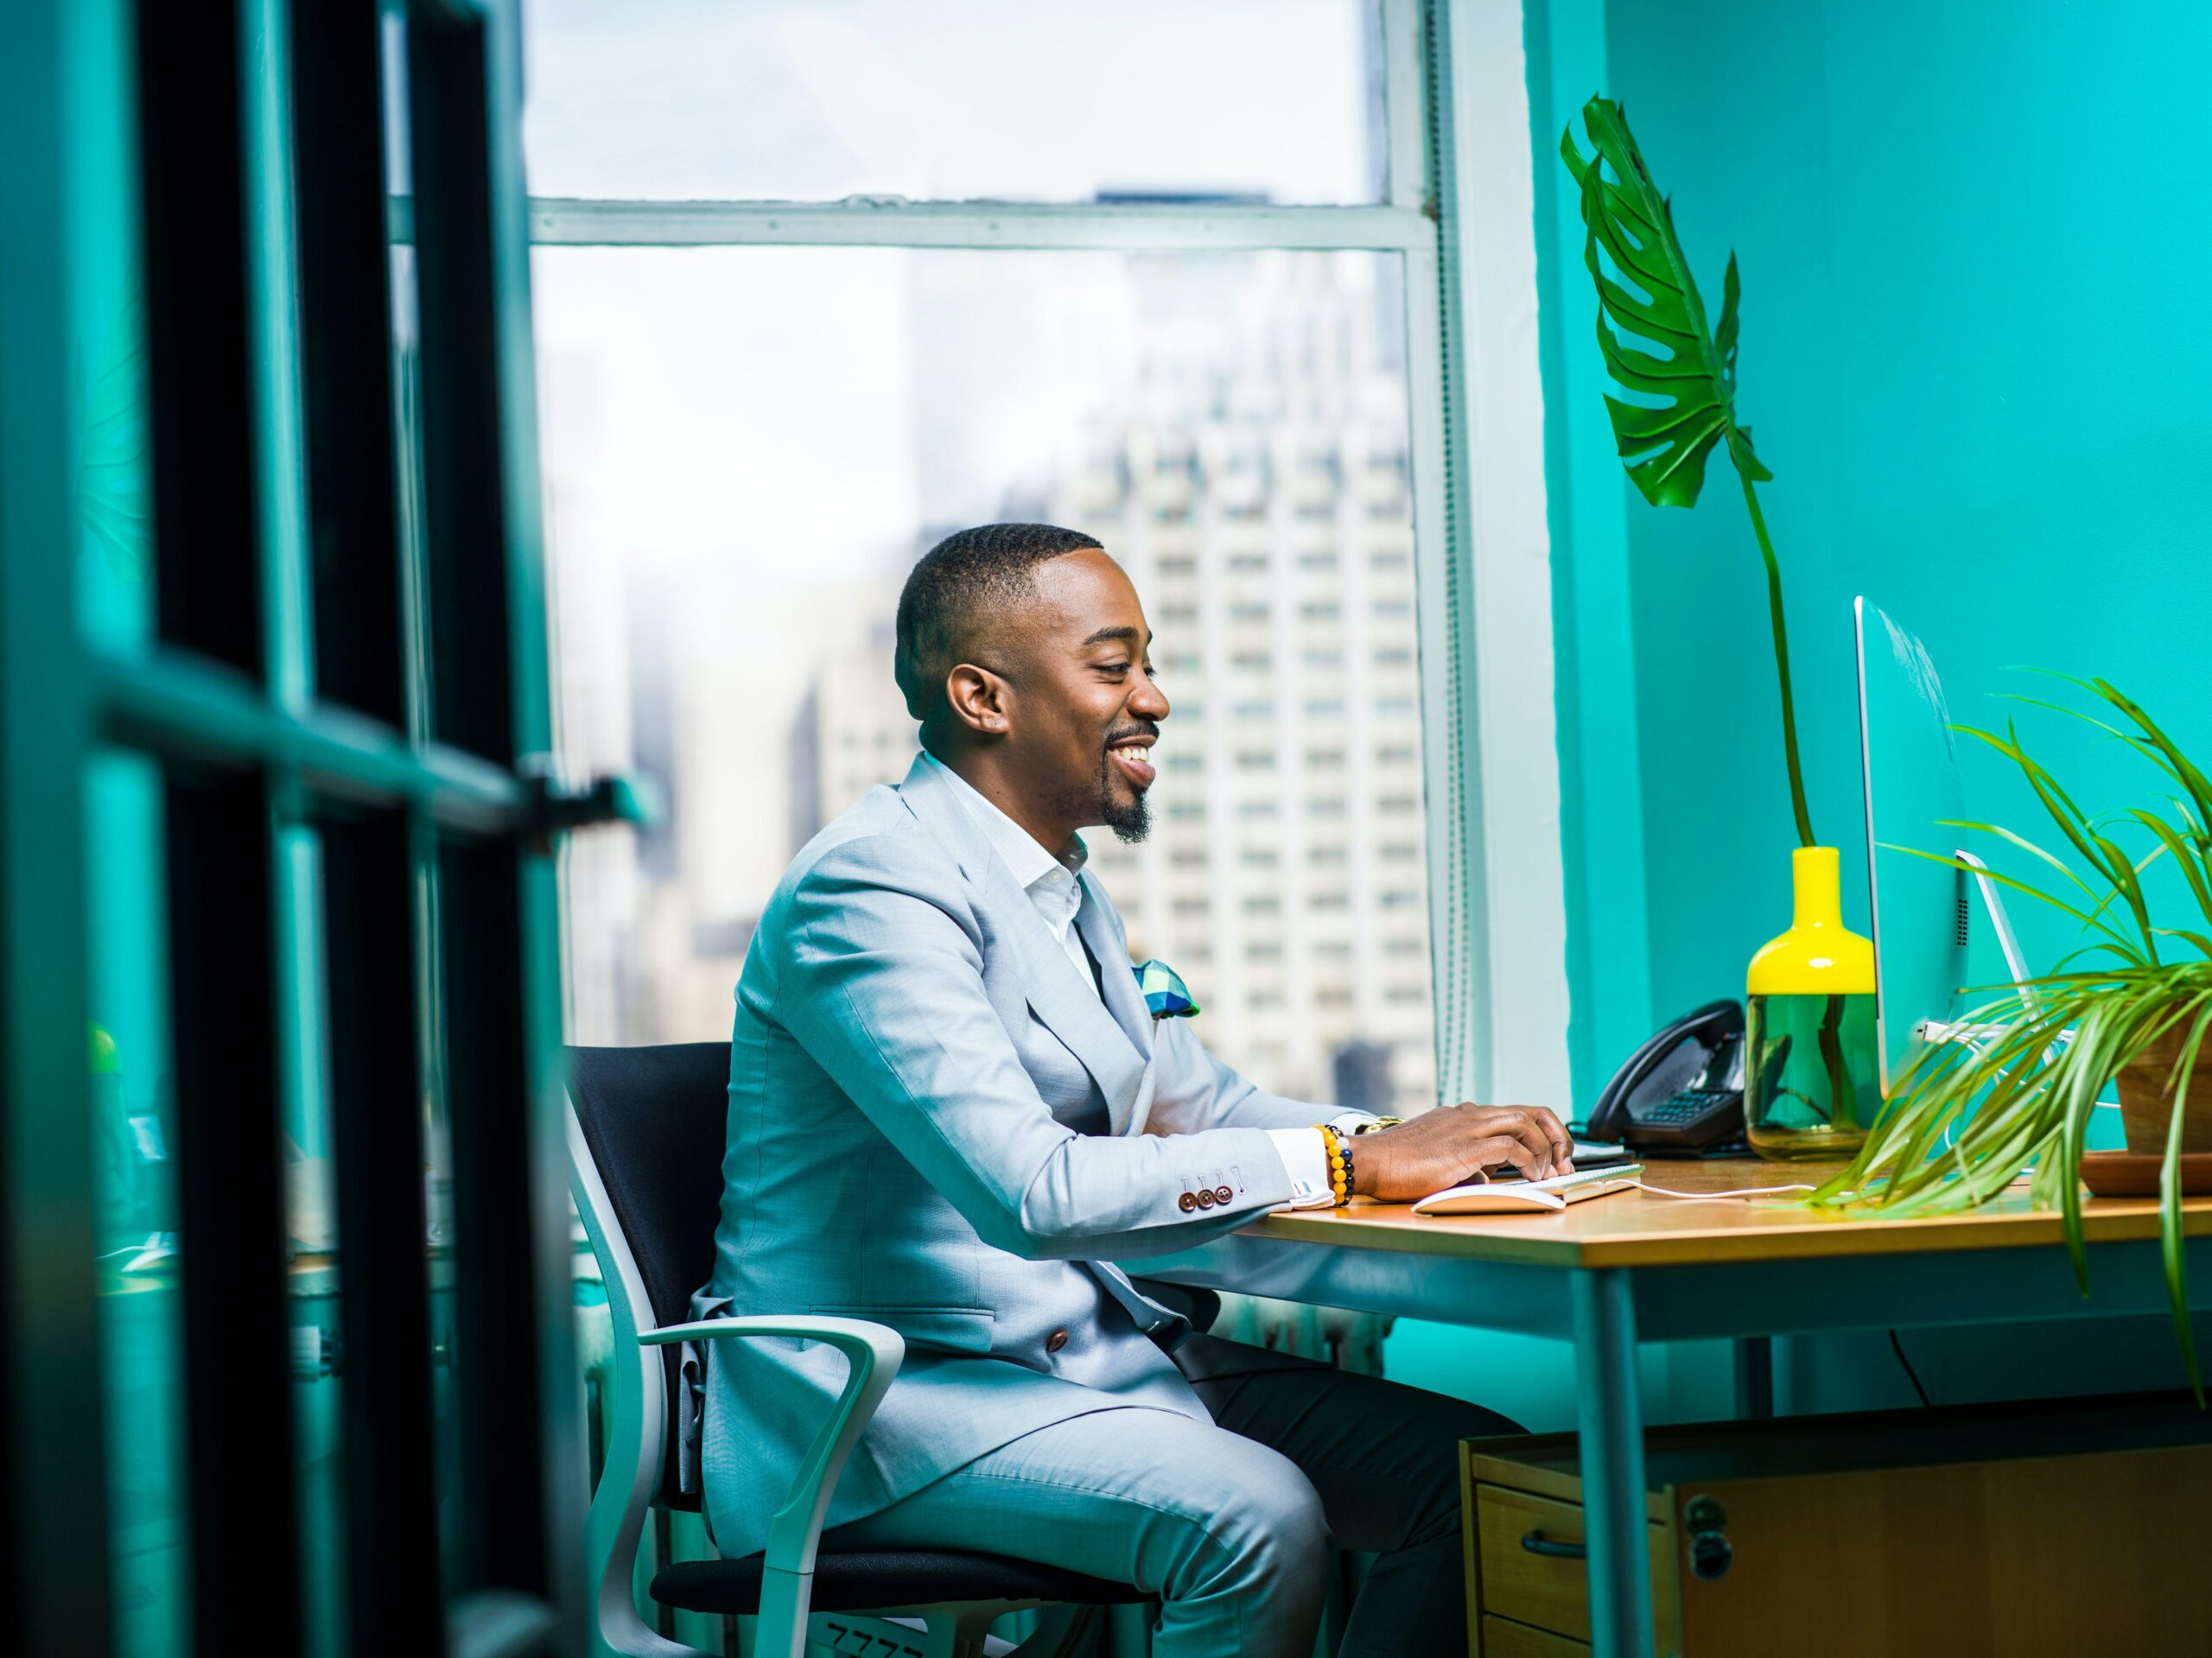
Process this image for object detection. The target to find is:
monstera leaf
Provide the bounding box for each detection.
[1561,97,1769,507]
[1561,94,1815,848]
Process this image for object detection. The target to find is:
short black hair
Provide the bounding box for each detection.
[893,523,1104,723]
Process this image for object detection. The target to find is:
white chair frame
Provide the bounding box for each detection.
[567,1100,1097,1658]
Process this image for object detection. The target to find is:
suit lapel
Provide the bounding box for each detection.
[897,758,1148,1124]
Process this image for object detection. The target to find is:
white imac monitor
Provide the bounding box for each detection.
[1854,598,1971,1093]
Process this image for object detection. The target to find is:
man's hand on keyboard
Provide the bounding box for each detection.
[1349,1104,1574,1202]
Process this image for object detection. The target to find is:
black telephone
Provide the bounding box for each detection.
[1582,999,1747,1154]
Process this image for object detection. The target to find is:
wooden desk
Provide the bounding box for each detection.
[1128,1159,2212,1658]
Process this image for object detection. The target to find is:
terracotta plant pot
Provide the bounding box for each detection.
[2115,1026,2212,1155]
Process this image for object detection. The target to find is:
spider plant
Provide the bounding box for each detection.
[1808,677,2212,1396]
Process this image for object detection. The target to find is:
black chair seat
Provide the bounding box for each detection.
[652,1549,1151,1615]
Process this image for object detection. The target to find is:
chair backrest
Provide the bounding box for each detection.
[567,1041,732,1511]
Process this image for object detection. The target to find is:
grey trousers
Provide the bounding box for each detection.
[824,1332,1522,1656]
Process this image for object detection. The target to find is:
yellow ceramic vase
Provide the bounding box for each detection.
[1745,847,1881,1160]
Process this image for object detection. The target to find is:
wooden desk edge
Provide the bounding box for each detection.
[1239,1193,2212,1268]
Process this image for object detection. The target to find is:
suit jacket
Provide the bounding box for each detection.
[697,753,1321,1559]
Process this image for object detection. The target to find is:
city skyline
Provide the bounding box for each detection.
[538,244,1434,1112]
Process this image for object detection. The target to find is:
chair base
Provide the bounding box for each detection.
[812,1602,1101,1658]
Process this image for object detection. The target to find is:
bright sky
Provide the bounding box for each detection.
[521,0,1375,204]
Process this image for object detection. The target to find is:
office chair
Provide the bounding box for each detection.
[566,1043,1151,1658]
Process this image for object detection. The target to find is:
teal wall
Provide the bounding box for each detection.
[1516,0,2212,1413]
[1535,0,2212,1103]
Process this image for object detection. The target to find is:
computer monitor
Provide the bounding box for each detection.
[1855,597,1971,1092]
[1856,598,2089,1121]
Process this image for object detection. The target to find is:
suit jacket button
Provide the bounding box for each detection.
[1196,1189,1217,1209]
[1046,1330,1069,1353]
[1178,1191,1198,1212]
[1214,1185,1233,1204]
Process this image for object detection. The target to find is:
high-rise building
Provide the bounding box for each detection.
[1056,251,1433,1113]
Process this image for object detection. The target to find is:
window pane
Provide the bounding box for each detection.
[86,751,188,1658]
[522,0,1385,206]
[538,245,1433,1113]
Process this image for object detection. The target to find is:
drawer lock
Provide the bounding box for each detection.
[1684,1494,1732,1581]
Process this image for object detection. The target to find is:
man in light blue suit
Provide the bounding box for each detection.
[702,524,1574,1655]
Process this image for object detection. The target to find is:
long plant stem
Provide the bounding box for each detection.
[1817,993,1850,1127]
[1739,473,1815,848]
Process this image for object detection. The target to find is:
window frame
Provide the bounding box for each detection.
[519,0,1569,1107]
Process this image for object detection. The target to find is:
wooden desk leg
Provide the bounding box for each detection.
[1573,1269,1654,1658]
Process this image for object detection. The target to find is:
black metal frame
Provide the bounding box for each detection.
[0,1,576,1654]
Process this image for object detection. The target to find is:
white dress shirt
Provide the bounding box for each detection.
[923,752,1361,1208]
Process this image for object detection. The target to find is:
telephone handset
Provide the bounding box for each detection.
[1583,999,1747,1153]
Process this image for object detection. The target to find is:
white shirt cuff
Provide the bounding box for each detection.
[1267,1127,1341,1210]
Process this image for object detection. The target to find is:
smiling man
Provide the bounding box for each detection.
[700,523,1574,1655]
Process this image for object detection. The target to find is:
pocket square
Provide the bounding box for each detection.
[1133,958,1200,1020]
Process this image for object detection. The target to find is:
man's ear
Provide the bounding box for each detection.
[944,663,1014,737]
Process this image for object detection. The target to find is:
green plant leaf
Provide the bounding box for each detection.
[1561,99,1766,507]
[1561,95,1813,846]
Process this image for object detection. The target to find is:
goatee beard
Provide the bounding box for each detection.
[1091,748,1151,843]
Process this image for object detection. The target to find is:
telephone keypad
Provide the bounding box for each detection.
[1646,1088,1733,1124]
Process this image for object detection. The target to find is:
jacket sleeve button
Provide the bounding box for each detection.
[1178,1191,1198,1212]
[1195,1189,1217,1209]
[1046,1329,1069,1353]
[1214,1185,1234,1204]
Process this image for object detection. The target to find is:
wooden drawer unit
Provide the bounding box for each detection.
[1461,1390,2212,1656]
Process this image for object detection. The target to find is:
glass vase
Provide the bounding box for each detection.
[1746,847,1881,1160]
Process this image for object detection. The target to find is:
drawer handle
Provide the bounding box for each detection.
[1520,1530,1586,1560]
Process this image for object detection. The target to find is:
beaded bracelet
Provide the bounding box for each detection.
[1314,1123,1352,1206]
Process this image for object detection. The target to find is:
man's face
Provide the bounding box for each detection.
[992,549,1170,842]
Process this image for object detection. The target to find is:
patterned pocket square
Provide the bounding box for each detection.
[1133,958,1200,1020]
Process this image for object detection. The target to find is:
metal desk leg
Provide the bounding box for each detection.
[1573,1269,1653,1658]
[1733,1335,1774,1420]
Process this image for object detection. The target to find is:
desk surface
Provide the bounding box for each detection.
[1240,1158,2212,1269]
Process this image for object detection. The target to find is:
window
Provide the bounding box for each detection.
[523,0,1382,205]
[531,0,1452,1115]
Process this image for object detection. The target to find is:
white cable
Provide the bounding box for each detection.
[1622,1179,1820,1202]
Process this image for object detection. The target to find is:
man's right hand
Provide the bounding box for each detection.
[1348,1105,1573,1202]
